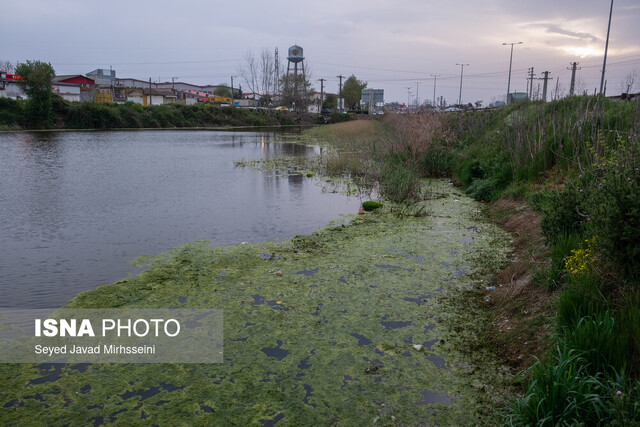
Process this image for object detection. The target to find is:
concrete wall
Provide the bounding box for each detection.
[52,84,81,102]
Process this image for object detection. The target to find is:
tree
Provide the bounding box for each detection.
[214,84,231,97]
[0,60,14,73]
[238,48,279,105]
[323,93,337,110]
[619,67,638,94]
[15,60,55,128]
[342,75,367,110]
[279,73,314,111]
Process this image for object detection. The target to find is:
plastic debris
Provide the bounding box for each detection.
[485,286,495,290]
[412,344,423,351]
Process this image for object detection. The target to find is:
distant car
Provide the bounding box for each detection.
[321,108,333,114]
[275,106,288,111]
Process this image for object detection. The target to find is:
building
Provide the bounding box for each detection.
[360,89,384,112]
[0,73,25,99]
[507,92,529,104]
[53,75,95,102]
[86,69,116,86]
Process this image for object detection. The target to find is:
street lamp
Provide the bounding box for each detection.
[405,87,412,110]
[503,41,523,104]
[456,63,469,106]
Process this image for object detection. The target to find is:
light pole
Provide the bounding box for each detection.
[430,74,440,108]
[503,42,522,104]
[600,0,614,95]
[456,63,469,106]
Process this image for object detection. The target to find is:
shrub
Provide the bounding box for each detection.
[585,140,640,279]
[362,201,382,211]
[379,153,421,203]
[535,183,587,244]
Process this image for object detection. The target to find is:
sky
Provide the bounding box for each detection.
[2,0,639,105]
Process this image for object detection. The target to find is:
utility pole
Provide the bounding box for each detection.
[456,63,469,106]
[526,67,536,100]
[568,62,581,96]
[230,75,237,106]
[318,78,325,110]
[539,71,551,102]
[149,77,152,106]
[337,75,345,112]
[405,87,412,110]
[171,77,179,91]
[554,77,559,101]
[415,82,420,108]
[430,74,440,107]
[600,0,614,95]
[503,41,523,104]
[274,47,279,95]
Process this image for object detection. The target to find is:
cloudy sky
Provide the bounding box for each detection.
[2,0,639,105]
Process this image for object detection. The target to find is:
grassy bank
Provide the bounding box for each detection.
[308,98,640,423]
[0,96,335,130]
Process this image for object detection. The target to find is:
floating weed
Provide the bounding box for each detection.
[0,180,512,425]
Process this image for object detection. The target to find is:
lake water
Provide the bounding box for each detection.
[0,130,361,308]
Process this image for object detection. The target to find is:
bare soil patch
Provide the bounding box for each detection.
[484,197,557,372]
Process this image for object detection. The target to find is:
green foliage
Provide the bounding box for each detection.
[279,73,314,111]
[342,74,367,111]
[557,274,609,331]
[534,183,587,244]
[507,347,608,426]
[15,60,55,128]
[537,233,583,290]
[585,137,640,279]
[323,93,337,110]
[379,153,421,203]
[362,201,383,211]
[421,148,453,177]
[0,97,24,128]
[327,112,351,123]
[562,310,628,377]
[214,84,231,97]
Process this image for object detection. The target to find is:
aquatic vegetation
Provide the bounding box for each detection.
[0,180,512,425]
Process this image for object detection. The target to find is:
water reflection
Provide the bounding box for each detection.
[0,131,360,308]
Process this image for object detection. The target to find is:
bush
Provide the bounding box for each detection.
[0,97,24,127]
[362,201,382,211]
[585,141,640,279]
[379,153,421,203]
[535,183,587,244]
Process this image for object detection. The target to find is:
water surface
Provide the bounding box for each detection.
[0,130,360,307]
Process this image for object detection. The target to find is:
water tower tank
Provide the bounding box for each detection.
[287,45,304,63]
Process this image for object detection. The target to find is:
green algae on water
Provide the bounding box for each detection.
[0,180,512,425]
